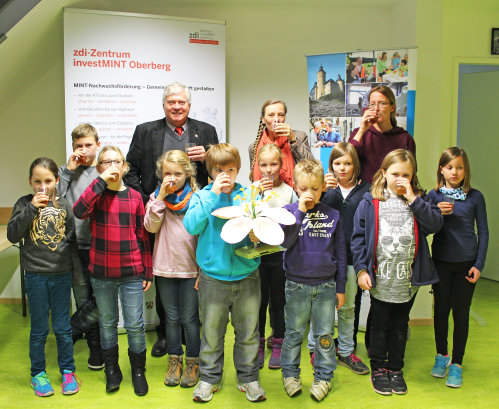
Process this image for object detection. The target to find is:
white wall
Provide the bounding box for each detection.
[2,1,433,321]
[0,1,416,205]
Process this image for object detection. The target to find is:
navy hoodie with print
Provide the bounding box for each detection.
[281,201,347,293]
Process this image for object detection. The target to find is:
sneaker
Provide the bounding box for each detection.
[193,380,222,402]
[237,380,266,402]
[309,380,331,402]
[431,353,450,378]
[283,376,302,397]
[31,371,54,397]
[258,337,265,369]
[446,364,463,388]
[388,370,407,394]
[371,369,392,395]
[337,353,370,375]
[61,370,81,395]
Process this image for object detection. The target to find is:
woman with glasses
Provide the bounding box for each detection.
[349,85,415,183]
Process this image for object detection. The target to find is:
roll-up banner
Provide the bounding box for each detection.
[64,8,226,159]
[306,48,417,168]
[64,8,225,329]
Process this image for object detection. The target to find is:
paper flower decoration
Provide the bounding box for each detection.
[211,185,296,245]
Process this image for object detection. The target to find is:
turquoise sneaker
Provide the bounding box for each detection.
[31,371,54,397]
[446,364,463,388]
[61,370,80,395]
[431,354,450,378]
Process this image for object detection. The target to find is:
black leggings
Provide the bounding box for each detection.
[258,252,286,339]
[432,259,476,365]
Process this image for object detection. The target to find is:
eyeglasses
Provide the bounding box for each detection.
[368,102,391,108]
[99,160,124,167]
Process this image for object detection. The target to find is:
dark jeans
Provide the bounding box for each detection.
[72,249,99,327]
[369,295,416,371]
[25,271,75,376]
[432,259,476,365]
[91,277,146,353]
[156,276,200,357]
[258,252,286,339]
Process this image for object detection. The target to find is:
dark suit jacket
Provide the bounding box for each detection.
[124,117,219,203]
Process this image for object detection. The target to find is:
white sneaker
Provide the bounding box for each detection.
[193,381,221,402]
[237,380,266,402]
[310,380,331,401]
[283,376,302,397]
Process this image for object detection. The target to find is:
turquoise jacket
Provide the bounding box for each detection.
[183,182,260,281]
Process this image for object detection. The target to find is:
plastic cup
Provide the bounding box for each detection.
[442,195,454,214]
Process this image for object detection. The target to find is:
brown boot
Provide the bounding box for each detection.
[180,357,199,388]
[164,355,183,386]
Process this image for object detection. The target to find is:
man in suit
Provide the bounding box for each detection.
[126,82,219,202]
[125,82,219,357]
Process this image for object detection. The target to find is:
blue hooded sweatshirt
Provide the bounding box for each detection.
[183,182,260,281]
[281,201,347,293]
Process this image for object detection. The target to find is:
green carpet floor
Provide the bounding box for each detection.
[1,279,498,408]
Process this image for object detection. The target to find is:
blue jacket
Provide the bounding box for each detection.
[351,192,443,287]
[428,189,488,271]
[183,182,260,281]
[322,180,371,264]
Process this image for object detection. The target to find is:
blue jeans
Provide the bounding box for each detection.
[307,266,357,356]
[198,270,260,384]
[91,277,146,353]
[25,271,74,376]
[156,276,200,357]
[282,279,337,382]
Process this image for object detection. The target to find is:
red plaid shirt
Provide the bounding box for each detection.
[74,177,152,281]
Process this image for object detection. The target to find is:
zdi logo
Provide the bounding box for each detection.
[189,32,200,39]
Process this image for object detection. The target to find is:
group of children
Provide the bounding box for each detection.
[7,122,488,402]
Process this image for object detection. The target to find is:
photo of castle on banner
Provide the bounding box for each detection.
[307,53,346,118]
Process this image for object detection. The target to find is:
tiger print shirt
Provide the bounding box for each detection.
[7,195,79,274]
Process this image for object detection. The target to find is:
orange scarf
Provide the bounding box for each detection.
[252,129,294,186]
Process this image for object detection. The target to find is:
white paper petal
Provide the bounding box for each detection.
[259,207,296,225]
[211,206,245,219]
[251,217,284,245]
[220,216,252,244]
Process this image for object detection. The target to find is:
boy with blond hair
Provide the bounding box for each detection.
[58,123,103,370]
[184,143,265,403]
[280,159,347,402]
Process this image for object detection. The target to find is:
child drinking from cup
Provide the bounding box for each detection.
[184,143,266,403]
[428,147,489,388]
[255,144,297,370]
[280,159,347,402]
[58,123,103,370]
[8,157,81,397]
[74,146,152,396]
[352,149,443,395]
[307,142,370,375]
[144,150,200,388]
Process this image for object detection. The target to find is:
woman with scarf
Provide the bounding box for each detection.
[249,99,313,184]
